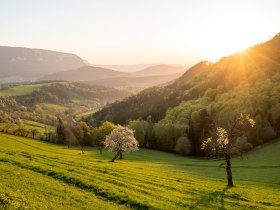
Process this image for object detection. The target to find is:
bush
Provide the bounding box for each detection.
[174,136,192,156]
[154,123,186,151]
[262,126,276,142]
[235,136,253,152]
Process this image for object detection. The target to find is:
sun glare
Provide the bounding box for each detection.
[184,3,275,63]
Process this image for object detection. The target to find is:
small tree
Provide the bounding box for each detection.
[202,113,255,187]
[56,116,66,144]
[30,129,39,139]
[70,123,85,154]
[105,126,139,162]
[202,127,234,186]
[98,121,116,154]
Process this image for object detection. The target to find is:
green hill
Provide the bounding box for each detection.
[91,34,280,156]
[0,81,131,127]
[0,133,279,209]
[92,34,280,124]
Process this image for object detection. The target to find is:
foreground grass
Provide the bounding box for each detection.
[0,133,279,209]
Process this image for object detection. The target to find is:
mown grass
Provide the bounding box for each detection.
[0,133,279,209]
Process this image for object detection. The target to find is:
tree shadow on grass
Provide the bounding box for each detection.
[189,186,231,210]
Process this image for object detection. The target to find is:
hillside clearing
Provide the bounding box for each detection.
[0,83,52,96]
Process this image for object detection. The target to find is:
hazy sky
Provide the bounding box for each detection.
[0,0,279,65]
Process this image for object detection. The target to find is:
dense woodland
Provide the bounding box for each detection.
[90,34,280,156]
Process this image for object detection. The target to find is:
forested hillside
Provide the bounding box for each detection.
[91,34,280,156]
[0,82,130,127]
[93,34,280,123]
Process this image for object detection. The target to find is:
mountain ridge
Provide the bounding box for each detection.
[39,66,130,81]
[0,46,86,78]
[135,64,186,76]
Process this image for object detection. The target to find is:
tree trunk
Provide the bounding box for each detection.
[225,154,233,187]
[111,151,120,162]
[119,151,123,159]
[99,147,103,154]
[81,145,84,154]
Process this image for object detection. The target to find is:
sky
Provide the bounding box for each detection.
[0,0,279,65]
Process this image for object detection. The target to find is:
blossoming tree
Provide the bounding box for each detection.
[105,126,139,162]
[202,113,255,187]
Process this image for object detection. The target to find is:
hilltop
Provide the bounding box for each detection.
[135,64,186,76]
[39,66,130,82]
[92,34,280,123]
[0,46,85,78]
[40,65,185,91]
[91,34,280,156]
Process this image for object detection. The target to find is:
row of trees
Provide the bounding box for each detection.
[124,108,269,158]
[56,117,139,161]
[0,123,39,139]
[56,118,119,153]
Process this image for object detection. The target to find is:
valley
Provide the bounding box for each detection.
[0,3,279,208]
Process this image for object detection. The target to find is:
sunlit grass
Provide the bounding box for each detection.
[0,84,44,96]
[0,133,279,209]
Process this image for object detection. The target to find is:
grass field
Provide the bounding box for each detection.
[75,109,99,121]
[42,103,68,111]
[0,82,66,96]
[0,84,45,96]
[0,120,54,136]
[0,133,279,209]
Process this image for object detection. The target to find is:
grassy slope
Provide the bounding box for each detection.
[75,109,99,121]
[0,84,45,96]
[0,120,54,135]
[0,133,279,209]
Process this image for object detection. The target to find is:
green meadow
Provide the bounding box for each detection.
[75,109,99,121]
[0,120,54,136]
[0,133,279,209]
[0,84,45,96]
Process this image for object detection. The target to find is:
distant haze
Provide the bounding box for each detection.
[1,0,279,65]
[94,64,159,72]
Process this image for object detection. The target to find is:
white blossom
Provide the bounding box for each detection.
[216,127,229,147]
[105,126,139,153]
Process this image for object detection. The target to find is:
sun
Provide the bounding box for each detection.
[187,7,274,63]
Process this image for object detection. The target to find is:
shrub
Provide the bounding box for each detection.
[235,136,253,152]
[175,136,192,156]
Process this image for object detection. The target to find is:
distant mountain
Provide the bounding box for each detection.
[0,46,86,78]
[85,72,183,90]
[40,66,130,81]
[135,64,186,76]
[94,64,157,72]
